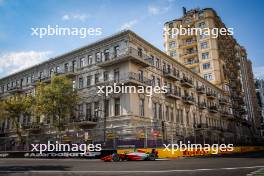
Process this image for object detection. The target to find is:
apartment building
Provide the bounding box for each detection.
[164,7,260,142]
[0,30,252,150]
[238,47,262,137]
[255,79,264,137]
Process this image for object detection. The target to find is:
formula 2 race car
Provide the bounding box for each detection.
[101,149,158,162]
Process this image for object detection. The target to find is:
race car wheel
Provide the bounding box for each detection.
[112,154,121,162]
[148,154,156,161]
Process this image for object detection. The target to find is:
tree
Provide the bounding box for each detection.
[0,98,7,120]
[2,93,33,146]
[34,75,78,141]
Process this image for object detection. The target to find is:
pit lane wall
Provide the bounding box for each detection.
[117,146,264,158]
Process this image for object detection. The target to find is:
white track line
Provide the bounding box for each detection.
[0,166,263,173]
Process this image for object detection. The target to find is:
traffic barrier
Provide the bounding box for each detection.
[117,146,264,158]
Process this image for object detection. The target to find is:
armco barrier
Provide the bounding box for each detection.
[0,149,116,159]
[117,146,264,158]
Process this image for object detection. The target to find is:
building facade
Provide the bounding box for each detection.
[163,8,260,141]
[239,47,262,137]
[0,30,256,150]
[255,79,264,137]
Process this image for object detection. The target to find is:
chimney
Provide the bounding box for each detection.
[182,7,187,15]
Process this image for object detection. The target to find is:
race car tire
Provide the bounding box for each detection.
[112,154,121,162]
[148,154,156,161]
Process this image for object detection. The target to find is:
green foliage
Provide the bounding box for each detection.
[1,93,33,141]
[34,75,78,130]
[0,98,7,120]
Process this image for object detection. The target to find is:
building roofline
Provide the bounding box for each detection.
[0,30,131,81]
[0,29,223,92]
[126,30,223,92]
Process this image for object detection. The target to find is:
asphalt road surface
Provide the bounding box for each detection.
[0,152,264,176]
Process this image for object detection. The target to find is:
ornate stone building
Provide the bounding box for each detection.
[0,30,254,150]
[163,8,260,144]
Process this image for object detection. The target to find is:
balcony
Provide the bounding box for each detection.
[223,90,230,95]
[163,70,180,81]
[97,47,151,68]
[8,86,23,94]
[182,96,195,105]
[210,126,223,132]
[23,123,41,131]
[196,86,206,94]
[237,97,245,105]
[195,123,208,130]
[241,119,251,127]
[123,72,152,87]
[220,111,233,120]
[41,76,51,83]
[180,39,197,48]
[165,89,181,100]
[180,50,198,58]
[219,98,229,105]
[208,106,218,113]
[71,115,98,128]
[64,66,78,78]
[238,107,247,115]
[198,102,207,109]
[184,59,199,66]
[180,77,194,88]
[206,92,217,99]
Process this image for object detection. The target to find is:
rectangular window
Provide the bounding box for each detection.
[103,71,109,81]
[204,73,213,80]
[86,103,92,119]
[201,42,208,49]
[87,75,91,86]
[72,60,76,72]
[165,106,169,121]
[64,63,69,72]
[80,58,85,68]
[114,45,120,57]
[170,108,173,122]
[169,41,176,48]
[202,52,209,59]
[139,98,145,116]
[96,52,101,63]
[94,73,100,84]
[152,103,157,119]
[87,55,92,65]
[157,78,161,87]
[200,33,208,39]
[79,77,83,88]
[104,100,109,117]
[176,109,179,122]
[203,62,211,70]
[138,48,143,57]
[50,68,54,76]
[159,104,162,120]
[78,104,84,118]
[31,75,34,83]
[39,72,43,79]
[104,49,110,61]
[198,22,206,28]
[151,75,155,86]
[26,77,30,84]
[198,12,205,19]
[56,66,60,73]
[94,102,99,118]
[114,98,120,116]
[114,68,119,82]
[170,50,177,57]
[155,58,160,68]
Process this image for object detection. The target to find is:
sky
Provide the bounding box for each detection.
[0,0,264,79]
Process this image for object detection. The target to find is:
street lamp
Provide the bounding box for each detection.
[94,107,106,145]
